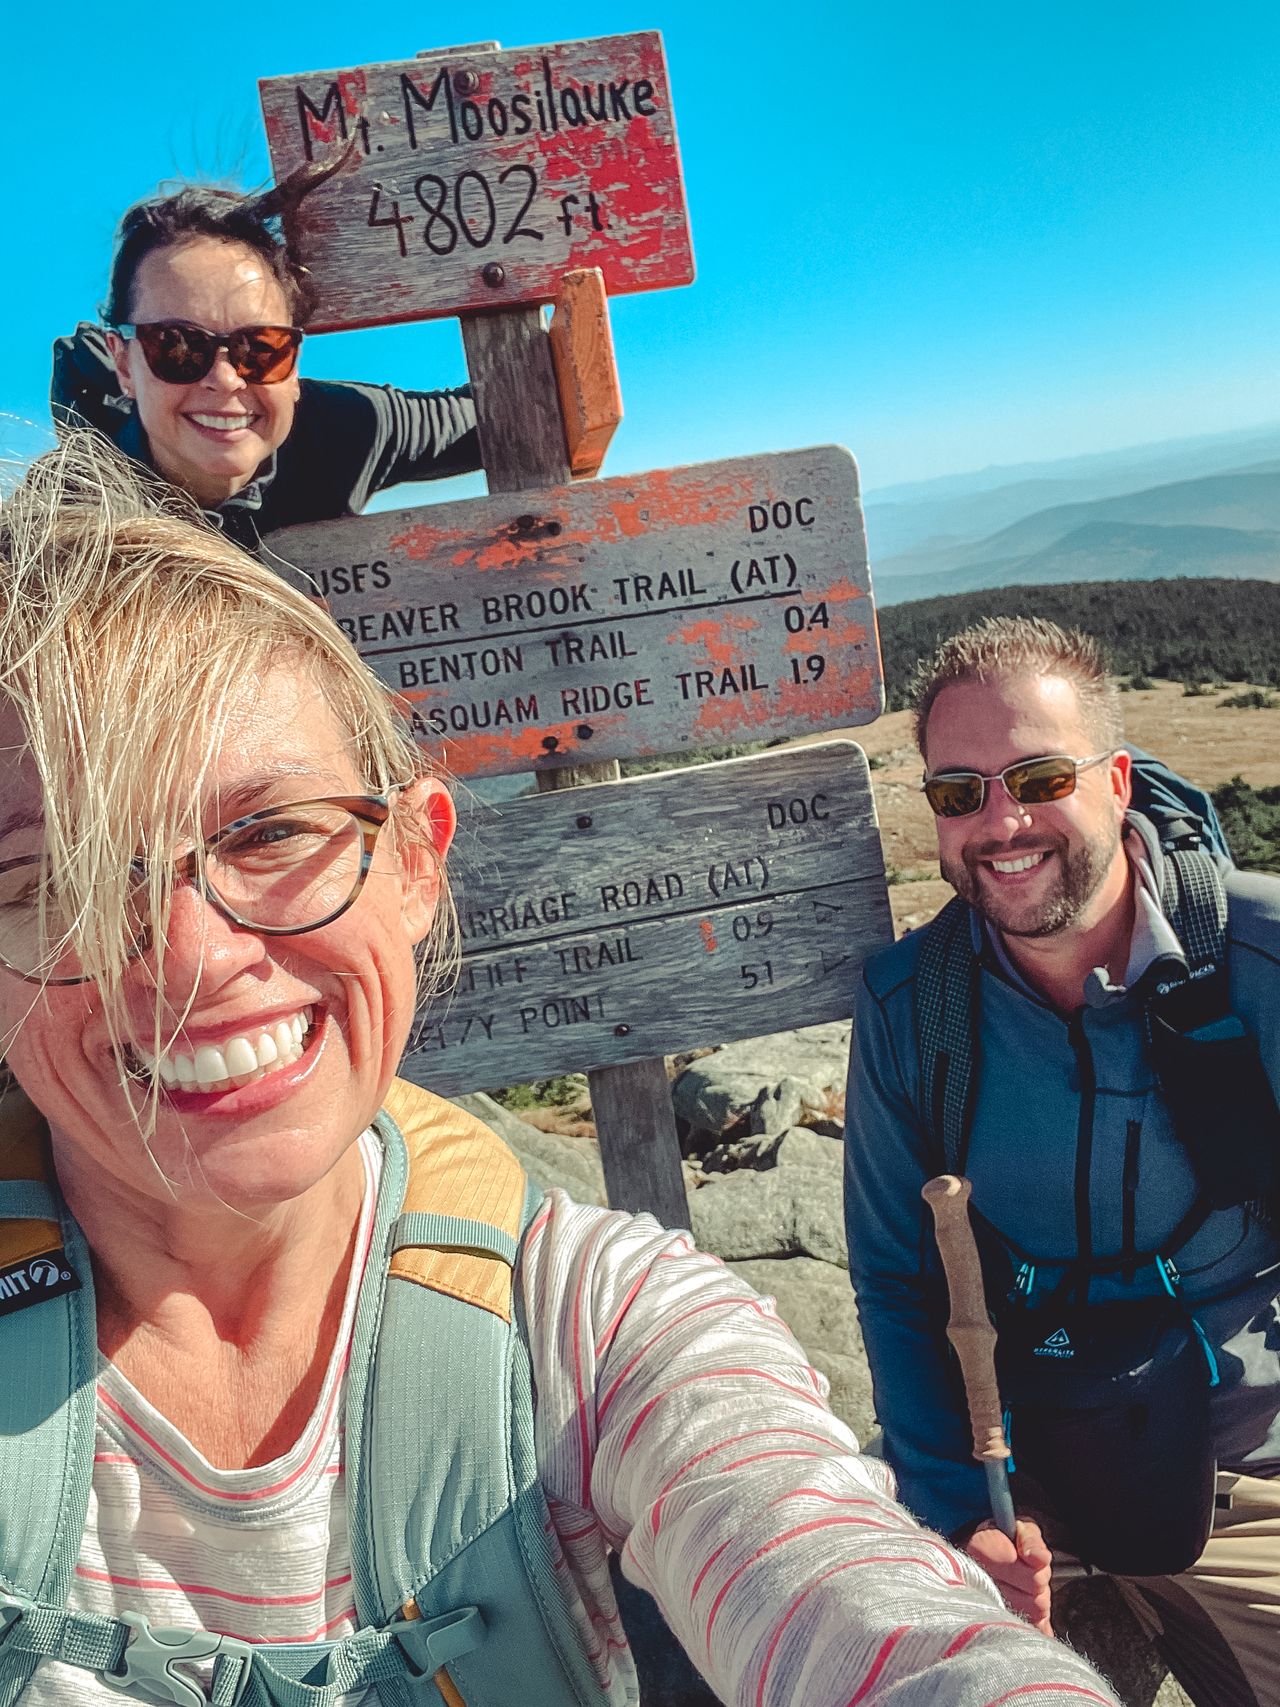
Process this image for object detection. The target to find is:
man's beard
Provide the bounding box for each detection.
[940,817,1122,938]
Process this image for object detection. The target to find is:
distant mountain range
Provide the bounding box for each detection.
[864,425,1280,607]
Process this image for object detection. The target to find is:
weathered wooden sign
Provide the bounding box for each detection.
[401,742,892,1096]
[274,446,881,777]
[259,33,694,330]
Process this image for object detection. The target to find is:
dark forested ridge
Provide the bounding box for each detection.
[876,578,1280,709]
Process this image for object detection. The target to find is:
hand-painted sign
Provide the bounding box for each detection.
[259,33,694,330]
[403,742,892,1096]
[273,446,881,777]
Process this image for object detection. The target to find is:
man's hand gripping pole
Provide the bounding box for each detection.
[921,1174,1017,1539]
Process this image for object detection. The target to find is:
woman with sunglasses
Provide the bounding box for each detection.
[51,177,480,576]
[0,438,1118,1707]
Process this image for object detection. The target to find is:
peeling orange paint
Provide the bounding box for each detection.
[665,613,760,665]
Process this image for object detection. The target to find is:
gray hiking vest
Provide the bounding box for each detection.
[0,1080,612,1707]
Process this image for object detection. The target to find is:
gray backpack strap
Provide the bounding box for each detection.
[0,1098,99,1707]
[914,895,981,1176]
[1158,848,1229,983]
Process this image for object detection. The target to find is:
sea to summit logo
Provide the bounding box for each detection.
[0,1250,81,1317]
[1033,1326,1074,1360]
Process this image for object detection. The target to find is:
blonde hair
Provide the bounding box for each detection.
[910,615,1123,755]
[0,433,455,1100]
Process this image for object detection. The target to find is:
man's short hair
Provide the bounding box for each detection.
[910,615,1124,755]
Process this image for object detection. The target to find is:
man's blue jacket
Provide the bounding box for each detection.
[844,815,1280,1537]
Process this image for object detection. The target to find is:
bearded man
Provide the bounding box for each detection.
[844,616,1280,1707]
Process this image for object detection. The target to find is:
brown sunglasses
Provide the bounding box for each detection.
[922,752,1114,819]
[115,320,303,386]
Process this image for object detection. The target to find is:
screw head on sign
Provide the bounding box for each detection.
[453,69,480,95]
[575,724,593,740]
[576,815,593,830]
[614,1024,631,1037]
[482,262,506,288]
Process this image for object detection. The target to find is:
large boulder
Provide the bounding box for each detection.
[727,1254,875,1442]
[671,1023,851,1138]
[453,1092,607,1205]
[689,1161,847,1266]
[1055,1580,1191,1707]
[688,1122,847,1264]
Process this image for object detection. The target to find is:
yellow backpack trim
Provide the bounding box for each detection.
[383,1078,527,1324]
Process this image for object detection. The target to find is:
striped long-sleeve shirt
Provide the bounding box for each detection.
[20,1148,1117,1707]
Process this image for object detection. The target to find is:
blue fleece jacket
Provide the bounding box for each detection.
[844,816,1280,1537]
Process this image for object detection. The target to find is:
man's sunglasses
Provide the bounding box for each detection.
[922,751,1114,819]
[114,321,303,386]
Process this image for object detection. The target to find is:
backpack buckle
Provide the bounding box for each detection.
[101,1612,253,1707]
[0,1593,32,1644]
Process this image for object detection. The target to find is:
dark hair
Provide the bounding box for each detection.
[103,153,351,329]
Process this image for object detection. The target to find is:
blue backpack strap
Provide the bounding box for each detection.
[349,1080,606,1707]
[1126,747,1233,862]
[0,1087,99,1707]
[914,894,980,1176]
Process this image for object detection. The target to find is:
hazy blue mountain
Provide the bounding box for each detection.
[873,521,1280,607]
[864,424,1280,557]
[867,444,1280,608]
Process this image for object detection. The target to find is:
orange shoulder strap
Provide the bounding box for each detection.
[382,1078,529,1323]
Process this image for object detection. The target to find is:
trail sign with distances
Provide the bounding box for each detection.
[272,446,880,777]
[259,33,694,331]
[403,742,892,1096]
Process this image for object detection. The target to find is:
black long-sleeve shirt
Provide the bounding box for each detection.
[50,323,481,576]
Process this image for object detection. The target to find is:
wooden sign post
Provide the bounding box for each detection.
[261,31,701,1224]
[259,35,888,1230]
[460,301,690,1222]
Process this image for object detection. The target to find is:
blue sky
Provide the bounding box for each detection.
[6,0,1277,490]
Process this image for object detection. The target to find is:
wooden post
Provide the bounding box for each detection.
[459,305,691,1228]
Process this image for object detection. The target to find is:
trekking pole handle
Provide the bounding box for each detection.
[922,1175,1010,1470]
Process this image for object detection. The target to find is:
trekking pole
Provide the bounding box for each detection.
[922,1174,1017,1540]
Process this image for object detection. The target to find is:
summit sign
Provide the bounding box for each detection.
[260,33,694,330]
